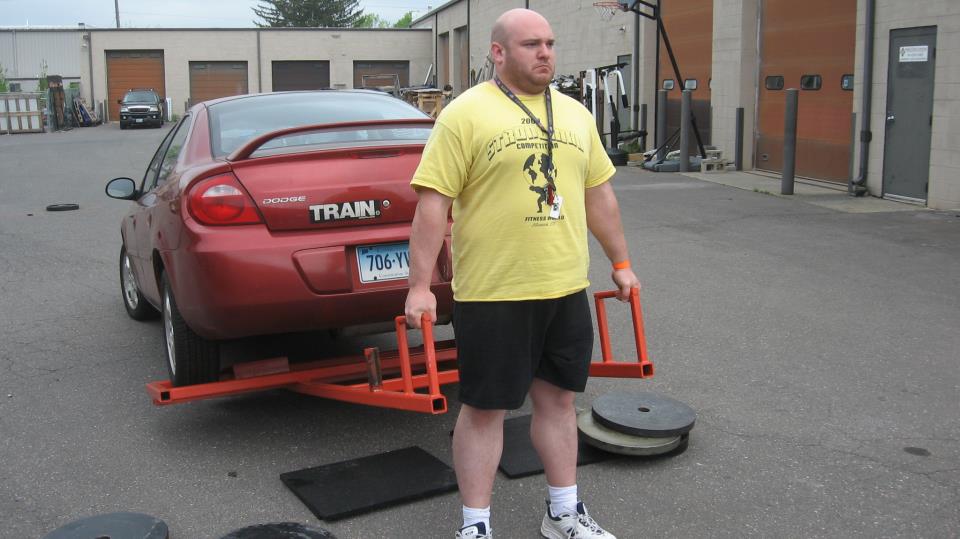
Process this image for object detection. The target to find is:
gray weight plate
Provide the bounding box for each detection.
[577,410,684,456]
[42,512,168,539]
[592,391,696,437]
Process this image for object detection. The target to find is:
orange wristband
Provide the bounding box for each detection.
[612,260,631,270]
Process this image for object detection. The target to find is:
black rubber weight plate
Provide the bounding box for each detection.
[220,522,336,539]
[578,410,684,456]
[42,512,168,539]
[46,203,80,211]
[592,391,696,437]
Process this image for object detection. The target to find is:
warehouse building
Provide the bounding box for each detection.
[1,0,958,208]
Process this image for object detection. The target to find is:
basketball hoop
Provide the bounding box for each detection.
[593,1,626,22]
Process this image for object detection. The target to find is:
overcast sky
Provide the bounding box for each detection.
[0,0,437,28]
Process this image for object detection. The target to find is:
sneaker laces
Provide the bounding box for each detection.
[576,504,606,536]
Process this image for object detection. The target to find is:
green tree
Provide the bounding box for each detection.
[252,0,363,28]
[0,63,8,92]
[354,12,390,28]
[393,11,414,28]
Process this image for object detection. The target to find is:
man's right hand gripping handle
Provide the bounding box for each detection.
[405,287,437,329]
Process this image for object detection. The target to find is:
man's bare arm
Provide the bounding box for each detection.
[585,181,640,301]
[405,188,454,327]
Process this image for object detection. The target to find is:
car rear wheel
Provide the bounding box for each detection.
[120,246,158,320]
[161,273,220,386]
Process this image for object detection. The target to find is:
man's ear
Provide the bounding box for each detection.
[490,42,506,65]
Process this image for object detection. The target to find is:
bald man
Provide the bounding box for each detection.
[406,8,636,538]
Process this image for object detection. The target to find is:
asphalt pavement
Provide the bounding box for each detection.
[1,124,958,538]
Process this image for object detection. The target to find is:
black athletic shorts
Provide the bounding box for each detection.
[452,290,594,410]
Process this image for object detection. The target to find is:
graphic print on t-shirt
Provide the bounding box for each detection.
[522,152,556,214]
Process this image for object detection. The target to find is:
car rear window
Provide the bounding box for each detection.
[207,91,433,158]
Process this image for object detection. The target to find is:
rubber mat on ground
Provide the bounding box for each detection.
[280,446,457,520]
[498,414,615,479]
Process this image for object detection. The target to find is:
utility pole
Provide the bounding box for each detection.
[115,0,120,28]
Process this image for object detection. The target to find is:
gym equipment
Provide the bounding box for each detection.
[591,391,696,438]
[145,288,653,412]
[280,446,457,521]
[498,414,615,478]
[42,512,168,539]
[220,522,336,538]
[578,409,687,456]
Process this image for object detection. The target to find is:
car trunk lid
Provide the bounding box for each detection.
[230,145,425,232]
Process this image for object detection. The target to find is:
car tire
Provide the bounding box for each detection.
[120,122,127,130]
[119,246,158,321]
[161,272,220,386]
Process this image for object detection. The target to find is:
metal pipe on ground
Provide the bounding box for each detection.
[656,90,667,162]
[782,88,799,195]
[850,0,875,197]
[679,90,691,172]
[735,107,744,171]
[640,103,647,152]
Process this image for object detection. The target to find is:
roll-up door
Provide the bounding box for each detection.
[272,61,331,91]
[755,0,856,182]
[189,62,249,105]
[657,0,712,154]
[106,50,165,122]
[353,61,410,90]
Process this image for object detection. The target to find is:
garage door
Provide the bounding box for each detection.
[755,0,856,182]
[353,61,410,91]
[272,61,331,91]
[657,0,712,154]
[189,62,249,105]
[106,50,165,123]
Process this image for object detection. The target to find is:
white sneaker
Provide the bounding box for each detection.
[540,500,617,538]
[456,521,492,538]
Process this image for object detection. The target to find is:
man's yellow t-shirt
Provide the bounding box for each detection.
[411,81,616,301]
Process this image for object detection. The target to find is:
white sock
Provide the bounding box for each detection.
[548,483,578,516]
[462,505,490,530]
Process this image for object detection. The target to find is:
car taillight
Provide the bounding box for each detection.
[188,173,262,225]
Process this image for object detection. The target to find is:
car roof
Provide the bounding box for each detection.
[196,89,398,109]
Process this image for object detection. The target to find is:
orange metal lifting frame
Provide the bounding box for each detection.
[145,288,653,413]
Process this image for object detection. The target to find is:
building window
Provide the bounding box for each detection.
[800,74,822,91]
[683,79,698,90]
[841,74,854,91]
[9,82,22,92]
[662,79,675,90]
[764,76,784,90]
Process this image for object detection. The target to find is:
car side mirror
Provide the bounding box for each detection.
[105,177,139,200]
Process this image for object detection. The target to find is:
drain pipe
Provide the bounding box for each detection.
[850,0,875,197]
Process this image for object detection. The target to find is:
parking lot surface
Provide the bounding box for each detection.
[1,124,958,538]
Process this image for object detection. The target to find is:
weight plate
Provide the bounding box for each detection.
[577,410,684,456]
[592,391,696,437]
[220,522,336,539]
[42,512,168,539]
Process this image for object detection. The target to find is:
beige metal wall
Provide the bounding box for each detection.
[853,0,960,209]
[83,28,431,119]
[710,0,759,172]
[0,30,83,91]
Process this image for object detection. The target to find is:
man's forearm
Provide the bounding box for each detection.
[585,182,630,264]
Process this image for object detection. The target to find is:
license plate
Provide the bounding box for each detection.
[357,242,410,283]
[135,118,143,123]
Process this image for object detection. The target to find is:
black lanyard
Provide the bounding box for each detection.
[494,77,556,203]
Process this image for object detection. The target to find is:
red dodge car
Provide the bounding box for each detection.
[106,91,453,386]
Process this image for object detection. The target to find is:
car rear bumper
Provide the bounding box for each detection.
[167,222,453,340]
